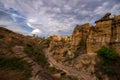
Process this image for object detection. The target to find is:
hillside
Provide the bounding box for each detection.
[0,13,120,80]
[0,27,60,80]
[0,27,80,80]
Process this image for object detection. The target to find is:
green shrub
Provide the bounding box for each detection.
[24,44,34,54]
[0,56,31,80]
[0,57,24,70]
[48,67,62,74]
[63,51,68,57]
[24,44,49,68]
[35,53,49,68]
[97,46,118,60]
[74,38,86,57]
[44,39,51,48]
[100,61,115,74]
[0,34,4,39]
[97,46,118,74]
[102,65,115,74]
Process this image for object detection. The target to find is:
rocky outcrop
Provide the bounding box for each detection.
[49,35,63,41]
[71,23,90,56]
[46,13,120,80]
[71,13,120,56]
[95,13,111,23]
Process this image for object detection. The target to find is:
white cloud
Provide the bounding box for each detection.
[0,19,30,35]
[94,2,109,15]
[28,18,37,23]
[0,20,12,26]
[27,22,34,28]
[6,26,30,34]
[31,28,42,36]
[94,1,120,16]
[64,5,72,11]
[0,0,120,37]
[110,4,120,15]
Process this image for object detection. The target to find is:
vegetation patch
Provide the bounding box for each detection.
[24,44,64,75]
[97,46,118,60]
[63,50,68,57]
[0,34,4,39]
[24,44,49,68]
[97,46,118,74]
[48,67,62,74]
[74,38,86,57]
[0,56,31,80]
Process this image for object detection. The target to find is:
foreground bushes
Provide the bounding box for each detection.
[0,34,4,39]
[97,46,118,60]
[0,56,31,80]
[97,46,118,74]
[24,44,49,68]
[48,67,62,74]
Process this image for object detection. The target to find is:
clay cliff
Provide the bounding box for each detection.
[44,13,120,80]
[71,13,120,56]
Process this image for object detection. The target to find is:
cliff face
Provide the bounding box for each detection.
[71,23,90,57]
[71,13,120,55]
[46,13,120,80]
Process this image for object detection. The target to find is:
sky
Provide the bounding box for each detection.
[0,0,120,37]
